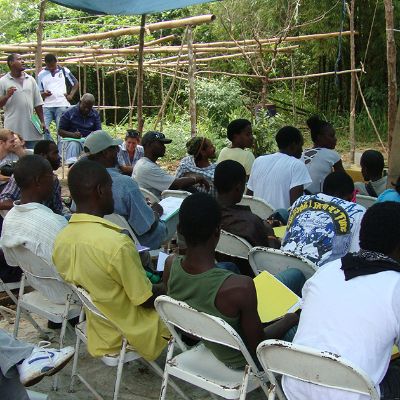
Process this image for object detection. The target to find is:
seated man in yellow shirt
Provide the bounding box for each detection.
[52,159,168,360]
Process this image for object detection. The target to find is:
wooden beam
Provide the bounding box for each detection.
[187,26,197,137]
[137,15,146,134]
[348,1,356,163]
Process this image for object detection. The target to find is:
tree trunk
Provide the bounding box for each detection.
[384,0,397,152]
[387,100,400,188]
[34,0,46,80]
[137,14,146,134]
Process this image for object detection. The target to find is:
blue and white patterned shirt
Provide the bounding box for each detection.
[117,142,144,168]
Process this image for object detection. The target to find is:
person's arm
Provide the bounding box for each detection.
[58,110,81,139]
[34,105,46,130]
[119,165,133,175]
[0,87,17,108]
[169,175,210,191]
[58,128,81,139]
[0,175,20,210]
[0,199,13,210]
[247,189,254,196]
[289,185,304,206]
[66,82,79,102]
[141,283,166,308]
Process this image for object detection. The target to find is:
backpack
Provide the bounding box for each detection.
[61,67,73,94]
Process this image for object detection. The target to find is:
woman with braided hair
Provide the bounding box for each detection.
[175,136,216,195]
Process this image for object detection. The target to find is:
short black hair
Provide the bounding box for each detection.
[44,54,57,64]
[394,176,400,195]
[214,160,246,194]
[227,119,251,141]
[306,115,333,143]
[7,53,17,68]
[359,202,400,254]
[323,171,354,198]
[275,126,303,149]
[125,129,140,140]
[360,150,384,176]
[68,159,111,204]
[178,193,221,246]
[14,155,52,189]
[34,140,56,156]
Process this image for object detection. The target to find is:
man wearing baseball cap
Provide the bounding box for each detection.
[84,130,169,249]
[133,131,209,198]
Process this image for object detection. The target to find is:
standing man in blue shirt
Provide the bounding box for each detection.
[58,93,101,166]
[38,54,79,137]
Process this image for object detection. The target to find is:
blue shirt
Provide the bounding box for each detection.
[107,168,166,249]
[377,189,400,203]
[58,103,101,137]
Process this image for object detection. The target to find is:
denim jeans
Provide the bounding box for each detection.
[44,106,69,131]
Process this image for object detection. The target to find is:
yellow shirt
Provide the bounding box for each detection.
[216,147,255,175]
[52,214,168,360]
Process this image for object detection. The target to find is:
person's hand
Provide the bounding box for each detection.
[6,87,17,98]
[151,202,163,218]
[73,130,82,139]
[40,122,46,132]
[266,217,283,228]
[282,312,299,327]
[192,175,210,191]
[65,93,73,102]
[43,90,52,98]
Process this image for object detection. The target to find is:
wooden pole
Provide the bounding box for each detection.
[388,100,400,188]
[348,0,356,164]
[34,0,46,79]
[187,26,197,137]
[137,14,146,134]
[38,14,216,43]
[384,0,397,152]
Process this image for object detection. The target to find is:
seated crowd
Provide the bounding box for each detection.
[1,106,400,399]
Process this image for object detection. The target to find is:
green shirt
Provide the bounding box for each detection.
[167,256,246,368]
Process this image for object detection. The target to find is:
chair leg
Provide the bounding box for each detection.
[238,365,250,400]
[69,332,81,393]
[13,275,25,338]
[112,338,127,400]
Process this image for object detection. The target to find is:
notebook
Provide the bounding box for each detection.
[159,197,184,221]
[254,271,301,323]
[31,114,43,135]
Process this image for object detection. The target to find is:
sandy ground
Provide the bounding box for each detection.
[0,311,267,399]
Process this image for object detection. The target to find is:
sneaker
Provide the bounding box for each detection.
[17,341,75,387]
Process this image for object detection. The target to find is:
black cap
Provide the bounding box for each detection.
[125,129,140,139]
[141,131,172,147]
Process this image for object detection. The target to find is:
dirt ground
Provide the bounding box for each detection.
[0,311,267,399]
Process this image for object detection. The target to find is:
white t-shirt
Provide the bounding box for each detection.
[282,259,400,400]
[282,193,365,266]
[247,152,312,210]
[133,157,174,199]
[303,148,341,194]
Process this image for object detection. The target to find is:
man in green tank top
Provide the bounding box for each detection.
[163,193,299,368]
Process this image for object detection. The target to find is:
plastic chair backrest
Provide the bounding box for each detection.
[139,187,160,204]
[7,245,75,304]
[249,247,317,280]
[356,194,376,209]
[257,339,379,399]
[69,284,107,321]
[238,195,275,219]
[161,190,191,200]
[216,230,253,261]
[104,213,139,244]
[155,295,260,372]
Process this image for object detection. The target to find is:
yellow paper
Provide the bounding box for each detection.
[273,225,287,239]
[254,271,301,323]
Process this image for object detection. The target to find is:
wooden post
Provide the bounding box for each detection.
[348,0,356,164]
[187,25,197,137]
[384,0,397,152]
[137,14,146,134]
[388,100,400,188]
[34,0,47,79]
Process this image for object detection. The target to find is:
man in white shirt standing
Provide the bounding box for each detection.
[247,126,311,210]
[283,201,400,400]
[38,54,79,138]
[0,54,45,149]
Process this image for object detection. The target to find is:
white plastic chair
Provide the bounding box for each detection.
[68,285,188,400]
[155,295,269,400]
[161,189,191,200]
[356,194,376,209]
[249,247,317,280]
[216,230,256,275]
[104,213,139,244]
[238,195,275,219]
[256,339,379,400]
[139,186,160,204]
[8,245,81,390]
